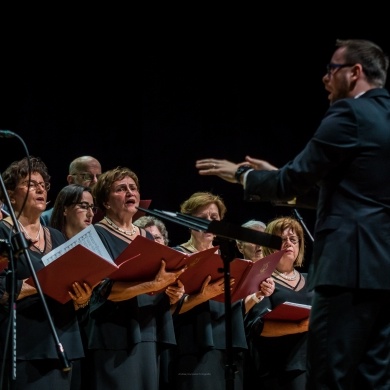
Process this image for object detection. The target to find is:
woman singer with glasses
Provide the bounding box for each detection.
[0,156,91,389]
[49,183,98,390]
[243,216,313,390]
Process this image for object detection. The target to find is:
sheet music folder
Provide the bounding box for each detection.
[25,225,121,303]
[25,230,217,302]
[25,244,122,304]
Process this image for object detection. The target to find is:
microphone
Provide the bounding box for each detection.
[0,130,17,138]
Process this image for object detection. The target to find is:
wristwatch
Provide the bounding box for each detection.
[235,165,252,184]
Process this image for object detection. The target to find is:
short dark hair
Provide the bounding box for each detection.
[1,156,50,202]
[336,39,389,87]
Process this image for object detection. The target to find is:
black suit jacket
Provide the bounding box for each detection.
[244,88,390,291]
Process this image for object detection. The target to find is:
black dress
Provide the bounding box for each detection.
[0,221,84,390]
[244,272,313,390]
[167,245,248,390]
[84,223,177,390]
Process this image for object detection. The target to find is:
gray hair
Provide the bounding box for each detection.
[134,215,169,245]
[236,219,266,245]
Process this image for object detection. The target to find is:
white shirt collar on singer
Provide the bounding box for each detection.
[354,91,368,99]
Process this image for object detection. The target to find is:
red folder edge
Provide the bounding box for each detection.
[263,301,311,321]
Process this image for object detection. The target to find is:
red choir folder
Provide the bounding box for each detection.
[25,244,127,304]
[177,252,225,295]
[108,235,218,294]
[263,301,311,321]
[212,250,286,303]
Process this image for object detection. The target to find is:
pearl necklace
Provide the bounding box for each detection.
[273,269,297,281]
[104,216,136,236]
[18,221,44,252]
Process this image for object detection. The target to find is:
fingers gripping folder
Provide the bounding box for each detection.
[136,207,282,250]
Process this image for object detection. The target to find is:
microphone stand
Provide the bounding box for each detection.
[293,209,314,242]
[0,173,71,385]
[215,236,237,390]
[137,207,282,390]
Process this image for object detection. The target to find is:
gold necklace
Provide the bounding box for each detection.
[104,216,136,236]
[184,240,216,254]
[273,269,297,281]
[185,241,199,253]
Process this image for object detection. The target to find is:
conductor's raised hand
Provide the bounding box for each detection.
[195,159,242,183]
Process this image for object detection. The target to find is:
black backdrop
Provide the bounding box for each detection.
[1,18,389,267]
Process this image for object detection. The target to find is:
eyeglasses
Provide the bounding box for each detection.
[280,235,300,245]
[20,180,50,192]
[326,63,355,77]
[73,202,98,214]
[153,235,165,243]
[72,173,101,182]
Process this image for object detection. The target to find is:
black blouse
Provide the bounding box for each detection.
[85,223,177,349]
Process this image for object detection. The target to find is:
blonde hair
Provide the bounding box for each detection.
[180,191,227,219]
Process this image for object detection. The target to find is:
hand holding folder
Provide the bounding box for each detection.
[212,250,285,303]
[25,229,192,303]
[177,252,225,296]
[109,236,218,294]
[27,228,263,304]
[177,250,285,303]
[25,244,126,304]
[25,225,124,303]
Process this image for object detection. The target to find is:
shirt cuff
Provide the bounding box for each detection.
[242,169,253,189]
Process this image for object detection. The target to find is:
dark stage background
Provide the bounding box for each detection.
[2,19,389,267]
